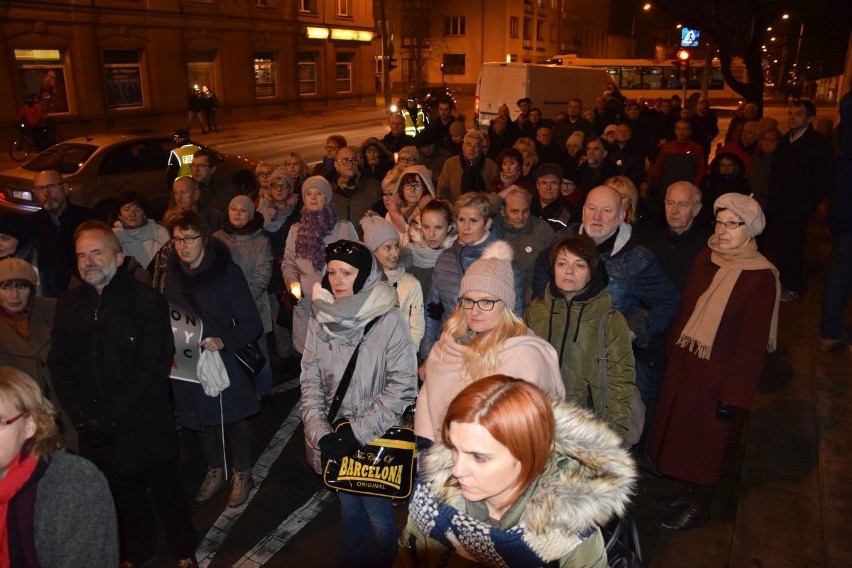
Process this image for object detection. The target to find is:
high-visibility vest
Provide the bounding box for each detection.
[170,143,201,179]
[403,108,427,137]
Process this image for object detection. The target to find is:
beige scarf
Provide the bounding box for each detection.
[676,236,779,360]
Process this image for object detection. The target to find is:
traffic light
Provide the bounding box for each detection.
[387,57,398,72]
[674,49,690,71]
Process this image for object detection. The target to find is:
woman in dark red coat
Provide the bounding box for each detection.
[648,192,779,531]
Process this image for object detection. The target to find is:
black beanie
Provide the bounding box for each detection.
[323,240,373,294]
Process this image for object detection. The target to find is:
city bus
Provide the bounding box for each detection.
[549,55,747,106]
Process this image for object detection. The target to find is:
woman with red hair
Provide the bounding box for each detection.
[400,375,636,567]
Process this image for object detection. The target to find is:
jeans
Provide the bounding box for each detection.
[820,231,852,339]
[338,493,398,568]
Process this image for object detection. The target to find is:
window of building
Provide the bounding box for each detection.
[298,52,318,95]
[510,17,519,38]
[187,49,217,94]
[254,52,276,98]
[14,48,71,114]
[444,17,465,36]
[337,0,351,17]
[299,0,316,13]
[442,54,465,75]
[103,49,144,109]
[336,52,354,93]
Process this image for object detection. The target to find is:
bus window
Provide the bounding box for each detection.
[641,67,662,89]
[621,67,639,89]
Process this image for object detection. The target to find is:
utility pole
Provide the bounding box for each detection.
[379,0,391,111]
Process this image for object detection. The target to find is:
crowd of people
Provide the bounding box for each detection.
[0,85,848,568]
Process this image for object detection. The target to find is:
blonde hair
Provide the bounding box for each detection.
[0,367,64,460]
[604,175,639,224]
[441,303,528,382]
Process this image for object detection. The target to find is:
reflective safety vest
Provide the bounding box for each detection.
[403,107,427,137]
[169,143,201,180]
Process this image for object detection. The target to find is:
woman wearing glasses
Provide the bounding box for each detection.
[311,134,347,181]
[648,193,779,530]
[380,145,420,208]
[420,192,524,358]
[164,209,263,508]
[300,239,417,568]
[0,367,118,566]
[415,241,563,445]
[386,165,435,243]
[281,176,357,356]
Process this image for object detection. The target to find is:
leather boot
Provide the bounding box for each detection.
[656,483,714,530]
[227,469,254,508]
[194,467,225,504]
[654,485,695,513]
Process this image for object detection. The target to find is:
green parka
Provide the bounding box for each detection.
[525,269,636,439]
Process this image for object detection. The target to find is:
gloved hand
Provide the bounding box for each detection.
[318,425,361,462]
[716,401,741,422]
[77,419,114,447]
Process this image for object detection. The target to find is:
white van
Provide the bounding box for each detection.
[474,62,611,130]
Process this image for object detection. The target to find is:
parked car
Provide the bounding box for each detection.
[0,133,258,218]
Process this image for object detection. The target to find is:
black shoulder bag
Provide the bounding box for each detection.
[184,292,266,378]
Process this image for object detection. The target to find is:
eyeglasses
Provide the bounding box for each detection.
[403,182,423,190]
[337,157,359,166]
[173,234,203,244]
[256,171,273,178]
[324,145,340,151]
[270,181,291,189]
[382,192,397,198]
[713,219,746,230]
[191,163,212,169]
[325,240,364,257]
[0,412,26,428]
[398,156,417,164]
[32,182,64,194]
[458,297,502,311]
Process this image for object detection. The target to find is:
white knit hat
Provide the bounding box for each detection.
[459,241,515,308]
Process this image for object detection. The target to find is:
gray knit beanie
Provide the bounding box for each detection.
[360,214,400,251]
[302,175,333,203]
[459,241,515,308]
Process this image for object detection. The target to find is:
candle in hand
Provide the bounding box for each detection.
[290,282,302,300]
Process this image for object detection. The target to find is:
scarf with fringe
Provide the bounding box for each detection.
[676,236,779,360]
[295,204,339,272]
[0,452,38,568]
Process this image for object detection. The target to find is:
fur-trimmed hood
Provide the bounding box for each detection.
[419,397,636,536]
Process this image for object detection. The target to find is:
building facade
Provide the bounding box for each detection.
[0,0,376,139]
[383,0,609,94]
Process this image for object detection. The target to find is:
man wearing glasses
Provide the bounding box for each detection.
[331,146,381,237]
[191,149,239,214]
[30,169,100,297]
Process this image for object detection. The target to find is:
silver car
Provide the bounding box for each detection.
[0,133,258,217]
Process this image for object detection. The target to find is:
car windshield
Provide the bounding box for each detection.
[23,143,98,174]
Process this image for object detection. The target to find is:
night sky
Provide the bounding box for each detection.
[608,0,851,78]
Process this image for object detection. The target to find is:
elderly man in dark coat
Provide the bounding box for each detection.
[49,221,198,568]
